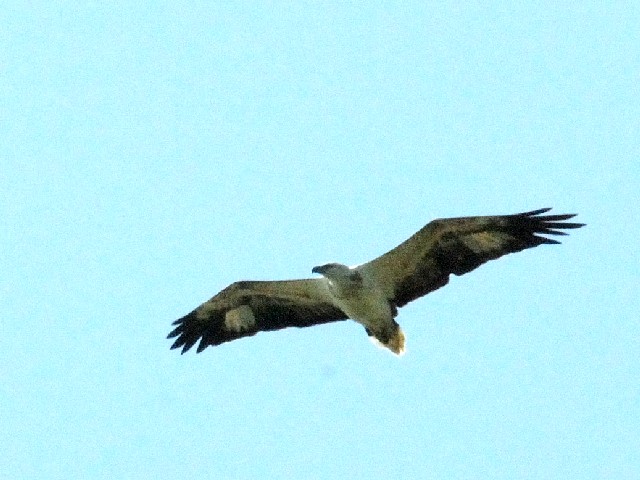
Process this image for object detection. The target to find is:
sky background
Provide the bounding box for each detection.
[2,2,639,479]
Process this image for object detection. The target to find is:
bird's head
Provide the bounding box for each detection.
[312,263,355,281]
[311,263,362,284]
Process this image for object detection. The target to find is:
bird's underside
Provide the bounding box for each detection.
[167,208,584,355]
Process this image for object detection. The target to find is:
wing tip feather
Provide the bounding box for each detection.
[520,207,553,216]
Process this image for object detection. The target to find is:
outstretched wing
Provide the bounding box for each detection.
[358,208,585,307]
[167,278,348,354]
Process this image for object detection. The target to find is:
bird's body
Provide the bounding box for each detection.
[168,208,584,356]
[312,263,404,353]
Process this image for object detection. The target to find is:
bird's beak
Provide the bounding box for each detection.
[312,265,324,275]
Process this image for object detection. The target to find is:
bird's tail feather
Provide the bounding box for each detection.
[368,325,406,356]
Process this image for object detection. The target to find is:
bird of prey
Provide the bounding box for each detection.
[168,208,584,355]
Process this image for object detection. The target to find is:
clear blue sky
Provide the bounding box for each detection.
[2,2,638,479]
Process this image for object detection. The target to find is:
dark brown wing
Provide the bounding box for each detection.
[357,208,584,307]
[167,279,348,354]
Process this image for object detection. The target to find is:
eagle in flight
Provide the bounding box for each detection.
[168,208,584,355]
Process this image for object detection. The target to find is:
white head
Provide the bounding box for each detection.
[311,262,353,281]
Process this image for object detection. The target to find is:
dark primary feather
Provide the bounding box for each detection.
[167,280,348,354]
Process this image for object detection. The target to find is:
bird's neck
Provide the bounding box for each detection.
[327,271,364,299]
